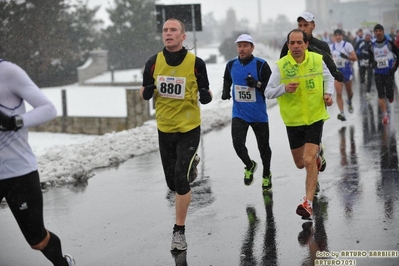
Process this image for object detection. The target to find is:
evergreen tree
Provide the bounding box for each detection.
[0,0,102,87]
[196,12,218,46]
[102,0,162,70]
[219,30,248,62]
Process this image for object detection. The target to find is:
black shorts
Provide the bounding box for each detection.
[0,171,47,246]
[286,120,324,149]
[374,73,394,99]
[158,126,200,195]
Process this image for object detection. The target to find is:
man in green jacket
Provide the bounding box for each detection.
[265,29,334,219]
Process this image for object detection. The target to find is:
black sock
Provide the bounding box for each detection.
[173,224,185,234]
[263,170,270,177]
[40,231,67,266]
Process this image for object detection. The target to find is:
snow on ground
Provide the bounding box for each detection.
[31,45,280,186]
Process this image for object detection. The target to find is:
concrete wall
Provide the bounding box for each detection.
[30,89,153,135]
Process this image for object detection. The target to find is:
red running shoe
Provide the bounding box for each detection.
[296,197,313,218]
[382,114,389,125]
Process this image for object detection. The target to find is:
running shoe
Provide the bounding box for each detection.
[171,231,187,251]
[64,254,76,266]
[317,145,326,172]
[337,113,346,121]
[296,197,313,219]
[262,172,272,191]
[347,100,354,113]
[382,114,390,125]
[244,160,257,186]
[188,154,200,183]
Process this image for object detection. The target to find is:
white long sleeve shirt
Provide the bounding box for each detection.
[0,60,57,180]
[265,61,334,99]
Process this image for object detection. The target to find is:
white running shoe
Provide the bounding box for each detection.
[171,231,187,251]
[188,154,200,183]
[64,254,76,266]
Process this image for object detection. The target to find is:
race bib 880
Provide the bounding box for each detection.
[157,75,186,99]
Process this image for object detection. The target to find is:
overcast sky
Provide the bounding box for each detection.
[85,0,306,28]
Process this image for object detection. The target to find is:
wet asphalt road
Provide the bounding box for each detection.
[1,77,399,266]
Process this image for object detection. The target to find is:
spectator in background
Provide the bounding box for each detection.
[331,29,358,121]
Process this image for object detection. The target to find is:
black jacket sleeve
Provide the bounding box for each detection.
[142,54,157,87]
[222,60,234,99]
[280,42,289,58]
[308,43,344,82]
[194,57,210,90]
[256,60,272,94]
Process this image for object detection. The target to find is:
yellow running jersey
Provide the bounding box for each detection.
[153,51,200,133]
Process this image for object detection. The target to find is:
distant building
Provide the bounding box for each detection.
[305,0,399,33]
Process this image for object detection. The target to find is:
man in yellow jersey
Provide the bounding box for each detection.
[140,18,212,251]
[265,29,334,219]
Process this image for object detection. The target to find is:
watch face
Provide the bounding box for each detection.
[14,116,24,128]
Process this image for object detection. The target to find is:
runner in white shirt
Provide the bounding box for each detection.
[330,29,358,121]
[0,60,75,266]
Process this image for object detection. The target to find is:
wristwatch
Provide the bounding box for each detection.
[256,81,262,89]
[13,115,24,130]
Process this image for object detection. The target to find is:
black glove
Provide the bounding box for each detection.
[142,84,156,100]
[221,90,231,100]
[199,88,212,104]
[245,74,258,88]
[340,52,349,59]
[0,110,17,131]
[333,71,344,82]
[389,66,398,75]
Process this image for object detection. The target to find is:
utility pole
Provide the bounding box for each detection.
[257,0,262,37]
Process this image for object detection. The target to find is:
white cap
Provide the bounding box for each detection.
[297,12,315,22]
[235,34,254,44]
[364,30,371,36]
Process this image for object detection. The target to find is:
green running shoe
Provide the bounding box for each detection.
[262,172,272,191]
[244,160,257,186]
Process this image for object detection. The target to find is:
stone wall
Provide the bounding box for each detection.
[30,89,153,135]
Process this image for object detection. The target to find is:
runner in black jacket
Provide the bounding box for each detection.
[280,12,344,82]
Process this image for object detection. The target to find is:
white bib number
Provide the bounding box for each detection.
[359,59,369,67]
[376,58,389,69]
[335,58,345,68]
[157,75,186,99]
[234,85,256,102]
